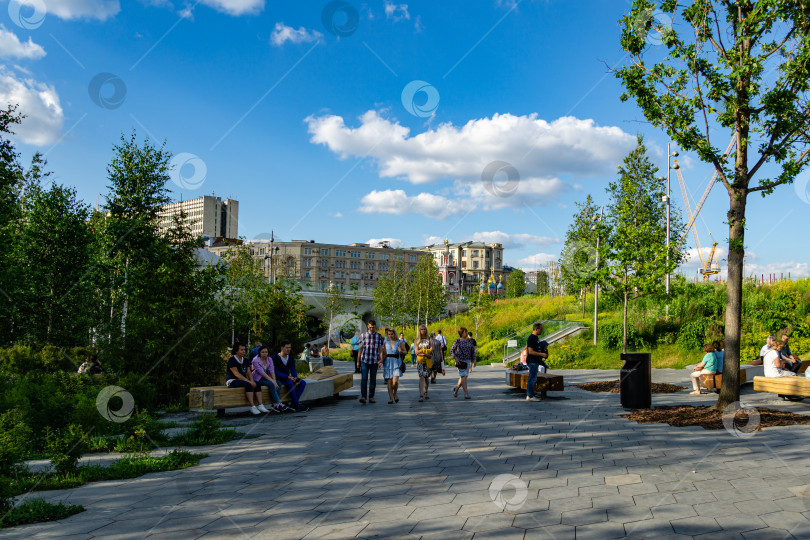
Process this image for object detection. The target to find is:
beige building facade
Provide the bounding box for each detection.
[158,196,239,240]
[208,240,425,293]
[420,241,506,294]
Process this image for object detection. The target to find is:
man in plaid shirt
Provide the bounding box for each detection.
[357,320,385,403]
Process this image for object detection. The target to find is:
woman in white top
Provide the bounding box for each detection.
[763,340,797,378]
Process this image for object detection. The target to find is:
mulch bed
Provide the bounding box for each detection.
[624,405,810,431]
[574,380,687,394]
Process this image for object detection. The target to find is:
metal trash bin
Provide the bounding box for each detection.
[620,352,651,409]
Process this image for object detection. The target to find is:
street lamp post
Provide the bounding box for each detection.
[660,145,679,295]
[593,206,603,346]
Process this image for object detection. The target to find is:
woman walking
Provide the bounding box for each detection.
[383,328,406,404]
[451,327,475,399]
[415,325,434,402]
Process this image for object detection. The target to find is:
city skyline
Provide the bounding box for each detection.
[1,0,807,278]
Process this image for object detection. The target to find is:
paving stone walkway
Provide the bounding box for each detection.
[6,363,810,539]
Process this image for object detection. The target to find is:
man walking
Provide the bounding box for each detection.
[357,320,385,403]
[525,322,549,402]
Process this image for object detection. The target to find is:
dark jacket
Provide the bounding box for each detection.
[272,353,298,381]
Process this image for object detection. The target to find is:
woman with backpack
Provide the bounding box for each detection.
[451,327,475,399]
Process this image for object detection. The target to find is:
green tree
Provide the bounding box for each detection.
[617,0,810,407]
[324,281,346,346]
[408,254,446,337]
[560,194,603,315]
[16,177,93,345]
[535,270,550,296]
[469,290,494,341]
[505,269,526,298]
[0,106,24,344]
[373,260,410,331]
[603,137,685,353]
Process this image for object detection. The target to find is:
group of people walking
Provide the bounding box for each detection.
[352,320,478,404]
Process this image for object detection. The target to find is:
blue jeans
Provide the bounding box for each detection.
[526,363,540,398]
[360,362,378,399]
[257,378,282,405]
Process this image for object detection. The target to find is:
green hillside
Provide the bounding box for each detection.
[401,277,810,370]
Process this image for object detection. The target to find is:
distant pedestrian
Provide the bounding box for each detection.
[383,328,406,404]
[320,343,333,366]
[468,333,478,365]
[409,341,417,364]
[430,331,445,383]
[350,331,361,373]
[357,320,385,404]
[416,325,434,402]
[77,354,103,375]
[226,343,268,415]
[451,327,475,399]
[525,322,549,402]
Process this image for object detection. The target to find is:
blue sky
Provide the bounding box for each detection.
[2,0,808,279]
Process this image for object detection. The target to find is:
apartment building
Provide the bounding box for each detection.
[208,240,425,293]
[158,196,239,240]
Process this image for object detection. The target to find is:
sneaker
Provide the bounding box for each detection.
[256,404,270,413]
[359,398,366,404]
[296,404,310,412]
[281,404,295,412]
[249,406,260,415]
[269,405,282,413]
[526,396,533,401]
[529,396,542,402]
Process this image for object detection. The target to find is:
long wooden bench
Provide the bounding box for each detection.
[505,369,564,397]
[753,375,810,398]
[189,371,354,414]
[700,369,748,390]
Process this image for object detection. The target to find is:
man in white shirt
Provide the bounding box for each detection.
[760,336,776,359]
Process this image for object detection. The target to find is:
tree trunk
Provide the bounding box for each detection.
[716,8,751,411]
[716,191,747,409]
[622,288,628,355]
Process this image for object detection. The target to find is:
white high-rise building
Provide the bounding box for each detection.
[158,196,238,240]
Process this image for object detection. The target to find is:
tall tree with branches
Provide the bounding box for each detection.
[617,0,810,408]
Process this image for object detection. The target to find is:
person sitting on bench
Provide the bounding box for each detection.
[226,343,269,415]
[764,337,802,401]
[690,343,719,395]
[273,341,309,412]
[779,334,802,373]
[713,340,724,373]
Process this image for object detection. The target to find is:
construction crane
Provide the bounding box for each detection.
[673,136,735,281]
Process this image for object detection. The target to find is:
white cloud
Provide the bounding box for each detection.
[271,22,323,46]
[306,111,635,215]
[0,26,45,59]
[43,0,121,20]
[0,69,63,145]
[384,1,409,21]
[198,0,263,16]
[367,237,403,248]
[466,231,560,249]
[329,211,343,218]
[359,189,462,219]
[422,235,444,246]
[516,253,558,268]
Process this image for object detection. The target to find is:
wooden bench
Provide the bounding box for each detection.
[189,371,354,414]
[505,369,564,397]
[700,369,748,390]
[753,375,810,398]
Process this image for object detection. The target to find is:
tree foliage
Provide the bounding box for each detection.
[617,0,810,407]
[602,136,686,353]
[505,269,526,298]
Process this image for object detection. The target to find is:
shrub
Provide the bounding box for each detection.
[44,424,89,475]
[677,319,707,351]
[120,409,166,454]
[0,409,30,477]
[601,323,646,351]
[0,499,84,529]
[172,414,238,446]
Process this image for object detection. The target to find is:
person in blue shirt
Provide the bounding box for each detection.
[350,331,361,373]
[713,340,724,373]
[690,343,719,395]
[779,334,802,373]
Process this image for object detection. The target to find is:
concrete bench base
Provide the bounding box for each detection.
[189,373,354,413]
[753,375,810,398]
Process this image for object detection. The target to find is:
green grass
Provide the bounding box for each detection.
[9,449,206,495]
[0,499,84,529]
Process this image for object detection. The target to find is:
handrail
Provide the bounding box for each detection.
[500,320,577,362]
